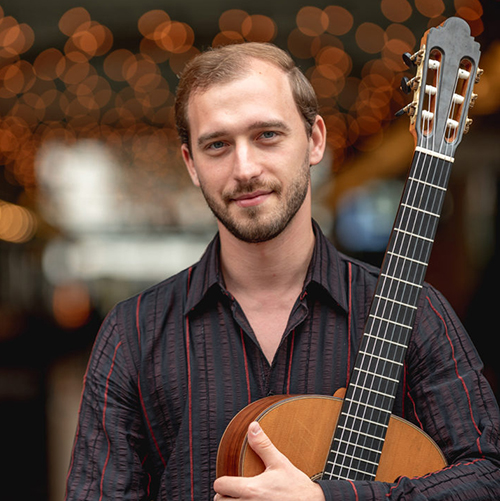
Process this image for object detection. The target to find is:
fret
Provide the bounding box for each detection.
[365,333,407,348]
[358,350,405,365]
[369,313,413,330]
[353,366,399,383]
[324,464,377,480]
[332,437,383,457]
[390,239,433,266]
[380,273,423,289]
[408,176,447,191]
[342,410,392,429]
[350,383,396,401]
[401,202,441,218]
[337,425,387,443]
[374,294,418,310]
[335,471,377,481]
[326,451,380,468]
[341,395,393,415]
[387,251,428,267]
[394,227,434,243]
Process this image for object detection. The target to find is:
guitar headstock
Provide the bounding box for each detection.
[398,17,482,157]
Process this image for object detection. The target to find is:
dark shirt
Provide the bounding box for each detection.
[65,222,500,500]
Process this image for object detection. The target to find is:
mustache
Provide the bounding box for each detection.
[222,180,281,202]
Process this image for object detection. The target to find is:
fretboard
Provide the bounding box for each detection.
[322,148,453,481]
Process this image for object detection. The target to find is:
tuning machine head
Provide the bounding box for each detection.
[395,101,417,118]
[400,76,421,95]
[402,49,424,69]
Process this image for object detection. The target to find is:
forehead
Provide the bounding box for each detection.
[186,60,302,137]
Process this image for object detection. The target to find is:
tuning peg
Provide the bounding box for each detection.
[469,93,478,108]
[402,52,416,68]
[400,76,412,94]
[395,102,416,118]
[400,76,420,94]
[402,49,424,69]
[475,68,484,83]
[464,117,473,134]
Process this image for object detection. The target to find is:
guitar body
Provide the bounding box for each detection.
[216,394,446,482]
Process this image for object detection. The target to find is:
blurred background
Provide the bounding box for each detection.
[0,0,498,499]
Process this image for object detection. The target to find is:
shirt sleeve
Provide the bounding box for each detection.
[65,307,152,500]
[317,286,500,500]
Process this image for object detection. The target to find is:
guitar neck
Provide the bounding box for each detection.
[322,149,453,481]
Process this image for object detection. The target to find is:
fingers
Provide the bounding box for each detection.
[246,421,284,469]
[214,474,250,499]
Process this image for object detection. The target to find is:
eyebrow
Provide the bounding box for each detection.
[196,120,291,147]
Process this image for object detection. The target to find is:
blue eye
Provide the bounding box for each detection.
[261,131,277,139]
[209,141,225,150]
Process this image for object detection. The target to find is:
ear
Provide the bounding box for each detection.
[308,115,327,167]
[181,143,201,187]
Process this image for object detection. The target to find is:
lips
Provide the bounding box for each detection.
[232,190,273,208]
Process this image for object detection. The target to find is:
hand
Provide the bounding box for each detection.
[213,421,325,500]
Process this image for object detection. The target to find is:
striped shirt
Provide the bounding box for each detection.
[65,221,500,500]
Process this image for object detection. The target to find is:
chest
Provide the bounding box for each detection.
[240,300,295,364]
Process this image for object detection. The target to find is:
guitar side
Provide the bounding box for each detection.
[216,394,446,482]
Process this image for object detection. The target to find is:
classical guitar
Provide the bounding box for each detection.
[216,17,482,483]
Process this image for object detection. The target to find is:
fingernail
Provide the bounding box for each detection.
[250,422,262,435]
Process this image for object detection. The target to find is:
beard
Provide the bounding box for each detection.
[198,153,311,244]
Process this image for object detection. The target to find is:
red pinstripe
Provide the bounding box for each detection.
[64,309,114,501]
[286,329,295,394]
[426,296,483,443]
[138,376,166,467]
[99,341,122,501]
[347,479,359,501]
[387,458,486,497]
[136,292,167,468]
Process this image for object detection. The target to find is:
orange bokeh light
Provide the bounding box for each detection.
[219,9,249,33]
[324,6,354,36]
[415,0,445,18]
[59,7,91,36]
[52,282,91,330]
[296,6,329,37]
[241,14,276,43]
[138,10,171,39]
[212,31,245,47]
[104,49,135,82]
[381,0,413,23]
[355,23,386,54]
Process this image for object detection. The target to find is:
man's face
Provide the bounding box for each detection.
[181,59,325,243]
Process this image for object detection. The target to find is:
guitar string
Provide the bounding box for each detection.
[331,81,438,480]
[328,59,462,480]
[327,55,465,481]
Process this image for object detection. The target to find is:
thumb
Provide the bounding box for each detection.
[246,421,283,468]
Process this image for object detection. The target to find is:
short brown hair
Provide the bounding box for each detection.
[174,42,318,150]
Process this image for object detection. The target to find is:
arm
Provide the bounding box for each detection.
[65,309,152,500]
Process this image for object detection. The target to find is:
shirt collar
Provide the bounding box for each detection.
[184,220,349,314]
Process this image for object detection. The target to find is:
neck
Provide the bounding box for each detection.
[219,209,315,297]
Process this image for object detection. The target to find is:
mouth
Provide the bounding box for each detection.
[232,190,273,208]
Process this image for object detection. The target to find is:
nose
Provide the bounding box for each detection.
[232,141,263,183]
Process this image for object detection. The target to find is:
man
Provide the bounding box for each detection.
[65,43,500,500]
